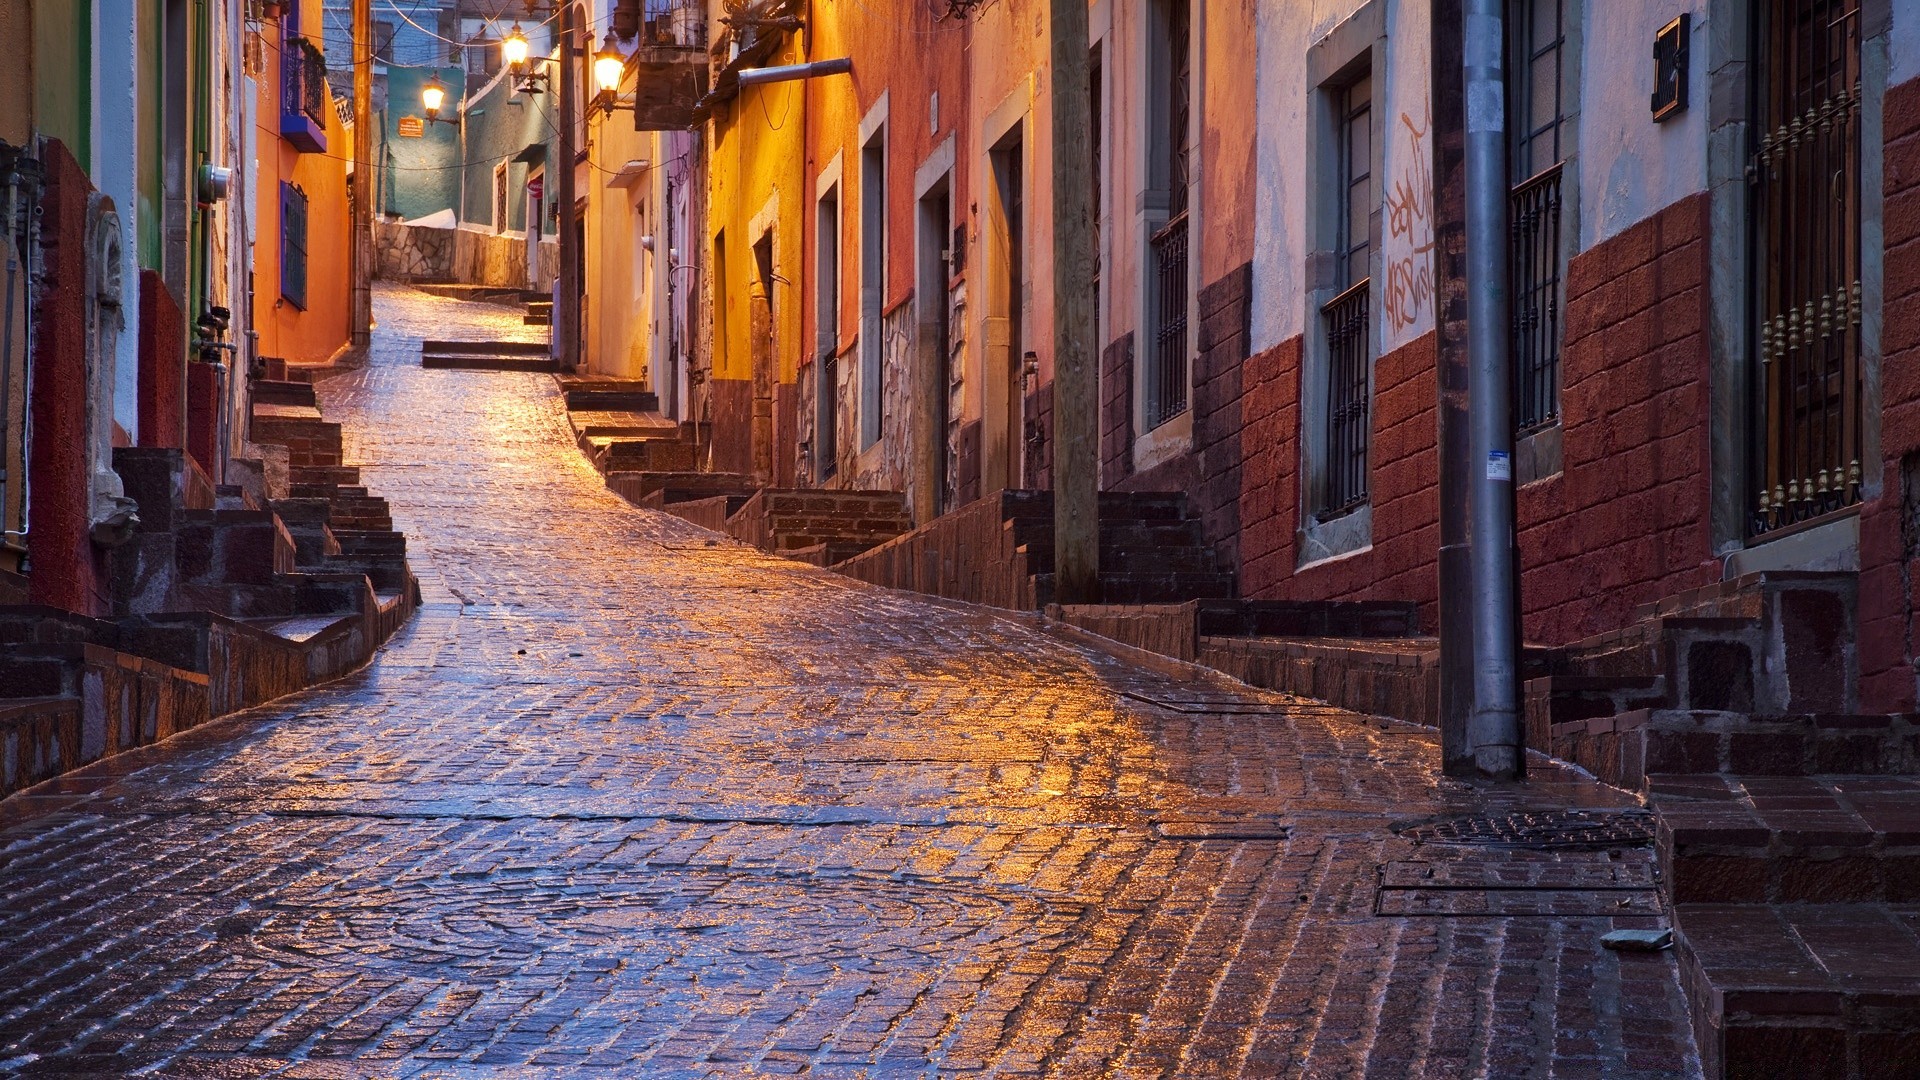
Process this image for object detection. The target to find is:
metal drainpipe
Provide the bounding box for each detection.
[1463,0,1521,779]
[0,161,19,549]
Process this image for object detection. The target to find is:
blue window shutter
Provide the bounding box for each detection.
[280,182,308,310]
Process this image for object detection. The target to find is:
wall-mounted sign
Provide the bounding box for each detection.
[397,116,425,138]
[527,175,545,199]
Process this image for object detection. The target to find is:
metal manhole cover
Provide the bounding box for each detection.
[1393,809,1655,850]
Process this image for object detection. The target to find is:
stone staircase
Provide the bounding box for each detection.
[1516,571,1920,1078]
[0,375,418,800]
[525,297,552,326]
[725,489,916,565]
[833,489,1235,609]
[419,339,557,372]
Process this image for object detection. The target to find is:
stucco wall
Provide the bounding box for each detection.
[380,65,464,222]
[459,66,552,236]
[252,5,354,367]
[1577,0,1708,249]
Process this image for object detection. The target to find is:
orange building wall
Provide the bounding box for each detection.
[252,1,353,367]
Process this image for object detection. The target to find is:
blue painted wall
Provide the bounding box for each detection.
[458,68,556,236]
[378,64,463,220]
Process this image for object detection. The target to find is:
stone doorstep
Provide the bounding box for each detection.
[1548,710,1920,795]
[419,339,552,356]
[421,354,560,373]
[1653,773,1920,905]
[1675,902,1920,1080]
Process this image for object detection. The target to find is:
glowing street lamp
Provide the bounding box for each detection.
[502,23,531,75]
[593,33,626,97]
[420,74,451,125]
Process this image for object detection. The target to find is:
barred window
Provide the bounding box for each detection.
[1146,0,1191,430]
[1508,0,1567,433]
[1321,71,1372,517]
[1749,0,1863,536]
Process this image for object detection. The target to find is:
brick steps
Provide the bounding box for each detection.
[420,339,556,372]
[726,489,913,557]
[606,471,759,509]
[1674,902,1920,1078]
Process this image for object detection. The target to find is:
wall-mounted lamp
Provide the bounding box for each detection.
[421,74,455,125]
[502,23,551,95]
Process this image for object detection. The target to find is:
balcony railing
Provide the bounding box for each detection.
[1147,210,1190,429]
[1321,279,1371,516]
[280,34,329,153]
[1510,163,1563,433]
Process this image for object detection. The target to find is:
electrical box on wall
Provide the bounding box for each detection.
[1652,13,1690,121]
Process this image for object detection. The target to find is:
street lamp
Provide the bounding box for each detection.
[421,74,453,125]
[502,23,531,74]
[590,32,628,116]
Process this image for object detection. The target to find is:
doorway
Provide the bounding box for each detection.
[987,130,1024,493]
[916,181,953,518]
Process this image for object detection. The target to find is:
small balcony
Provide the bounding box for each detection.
[280,34,330,153]
[626,0,708,130]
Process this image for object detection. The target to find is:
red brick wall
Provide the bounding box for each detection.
[1518,193,1719,645]
[186,362,223,478]
[1859,75,1920,711]
[26,140,109,615]
[1238,332,1441,626]
[1118,263,1253,570]
[137,270,184,449]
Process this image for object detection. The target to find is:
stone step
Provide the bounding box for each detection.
[523,312,552,326]
[422,353,559,373]
[421,339,552,356]
[250,378,317,408]
[1653,773,1920,905]
[1032,571,1237,607]
[596,438,697,473]
[1674,902,1920,1079]
[1557,710,1920,791]
[566,389,659,412]
[330,529,406,556]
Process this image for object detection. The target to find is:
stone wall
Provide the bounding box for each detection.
[373,220,557,291]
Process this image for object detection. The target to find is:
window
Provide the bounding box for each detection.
[860,130,886,449]
[1508,0,1569,433]
[1749,0,1863,535]
[1146,0,1191,429]
[816,187,840,480]
[373,19,396,64]
[492,163,508,233]
[1321,71,1373,516]
[280,182,308,309]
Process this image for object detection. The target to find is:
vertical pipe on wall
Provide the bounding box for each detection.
[555,1,579,372]
[350,0,371,352]
[1462,0,1520,778]
[1433,0,1476,774]
[1048,0,1100,602]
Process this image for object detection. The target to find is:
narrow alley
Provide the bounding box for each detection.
[0,288,1697,1077]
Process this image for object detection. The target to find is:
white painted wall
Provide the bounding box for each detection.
[1378,0,1435,354]
[94,0,142,441]
[1576,1,1707,249]
[1252,0,1432,355]
[1895,2,1920,86]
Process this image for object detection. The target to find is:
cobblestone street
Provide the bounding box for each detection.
[0,287,1699,1077]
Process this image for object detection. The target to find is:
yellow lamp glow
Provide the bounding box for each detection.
[502,24,530,72]
[421,75,447,117]
[593,35,625,95]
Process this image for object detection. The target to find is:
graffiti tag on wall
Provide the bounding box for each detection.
[1383,99,1435,339]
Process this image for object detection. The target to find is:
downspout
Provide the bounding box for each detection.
[1462,0,1521,778]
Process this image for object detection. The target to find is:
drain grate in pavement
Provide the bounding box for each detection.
[1393,809,1655,850]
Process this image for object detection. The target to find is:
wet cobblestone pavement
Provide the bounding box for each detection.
[0,286,1700,1077]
